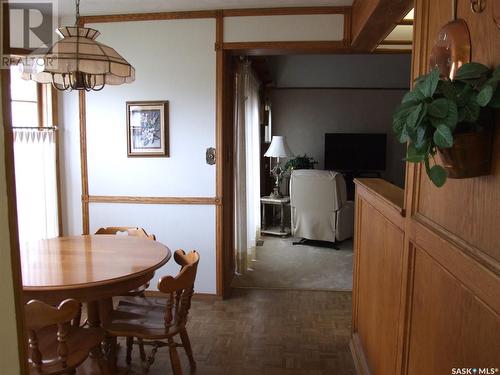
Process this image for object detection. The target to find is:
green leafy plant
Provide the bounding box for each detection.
[283,154,317,176]
[393,62,500,187]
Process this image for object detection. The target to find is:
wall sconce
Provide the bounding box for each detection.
[470,0,486,13]
[494,1,500,28]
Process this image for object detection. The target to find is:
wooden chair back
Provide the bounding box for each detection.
[157,250,200,328]
[95,226,156,240]
[25,299,81,372]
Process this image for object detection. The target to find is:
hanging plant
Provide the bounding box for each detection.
[392,62,500,187]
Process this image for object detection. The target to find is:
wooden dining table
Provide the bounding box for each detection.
[21,235,171,327]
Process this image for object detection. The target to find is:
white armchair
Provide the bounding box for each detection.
[290,170,354,243]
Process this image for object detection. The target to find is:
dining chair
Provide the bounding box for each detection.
[94,226,158,360]
[104,250,200,374]
[94,226,156,241]
[94,226,156,297]
[25,299,108,374]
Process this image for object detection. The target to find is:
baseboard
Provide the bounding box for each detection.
[144,290,221,301]
[350,333,371,375]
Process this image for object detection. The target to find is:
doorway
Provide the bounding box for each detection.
[223,52,411,292]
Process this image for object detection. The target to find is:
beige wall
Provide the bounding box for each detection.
[0,73,21,373]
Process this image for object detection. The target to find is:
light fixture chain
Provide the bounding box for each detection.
[75,0,81,25]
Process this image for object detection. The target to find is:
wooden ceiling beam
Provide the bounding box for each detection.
[350,0,413,51]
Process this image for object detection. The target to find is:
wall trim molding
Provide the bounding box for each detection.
[222,41,348,54]
[221,6,349,17]
[78,90,90,235]
[79,6,349,25]
[215,13,225,297]
[80,10,218,24]
[85,195,221,205]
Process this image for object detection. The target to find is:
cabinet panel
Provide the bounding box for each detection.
[353,199,405,375]
[406,246,500,374]
[416,0,500,263]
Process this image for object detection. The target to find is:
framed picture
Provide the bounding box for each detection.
[126,101,169,157]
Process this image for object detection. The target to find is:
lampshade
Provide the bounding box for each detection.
[21,26,135,91]
[264,136,294,158]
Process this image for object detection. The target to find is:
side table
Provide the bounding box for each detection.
[260,196,291,236]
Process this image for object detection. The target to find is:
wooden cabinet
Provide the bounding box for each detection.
[351,176,500,375]
[351,179,406,375]
[351,2,500,370]
[406,245,499,374]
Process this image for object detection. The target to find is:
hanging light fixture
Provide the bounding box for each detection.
[21,0,135,91]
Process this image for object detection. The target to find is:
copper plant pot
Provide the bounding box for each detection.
[438,130,493,178]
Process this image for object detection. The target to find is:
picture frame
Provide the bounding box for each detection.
[126,100,169,157]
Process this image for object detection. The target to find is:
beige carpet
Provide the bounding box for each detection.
[231,236,353,291]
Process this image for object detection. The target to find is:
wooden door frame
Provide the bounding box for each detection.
[217,44,391,298]
[1,70,29,374]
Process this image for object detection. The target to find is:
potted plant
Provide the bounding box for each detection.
[393,62,500,187]
[283,154,318,176]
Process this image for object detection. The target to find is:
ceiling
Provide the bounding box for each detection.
[58,0,354,17]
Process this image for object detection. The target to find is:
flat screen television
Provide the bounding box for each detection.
[324,133,387,172]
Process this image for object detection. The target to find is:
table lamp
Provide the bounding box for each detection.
[264,136,294,198]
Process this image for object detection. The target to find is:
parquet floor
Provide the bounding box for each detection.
[114,288,356,375]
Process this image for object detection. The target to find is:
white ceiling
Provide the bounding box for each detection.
[57,0,354,17]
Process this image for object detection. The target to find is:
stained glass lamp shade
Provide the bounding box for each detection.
[22,26,135,91]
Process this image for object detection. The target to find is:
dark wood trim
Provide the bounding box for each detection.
[1,69,29,375]
[344,7,353,46]
[78,91,90,235]
[36,84,44,127]
[51,89,63,236]
[351,0,413,51]
[379,39,413,46]
[373,48,412,54]
[87,195,220,205]
[80,10,218,24]
[222,41,347,55]
[397,19,414,26]
[79,6,350,25]
[221,6,349,17]
[215,11,224,298]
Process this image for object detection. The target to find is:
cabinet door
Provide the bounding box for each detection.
[406,245,500,374]
[352,198,405,375]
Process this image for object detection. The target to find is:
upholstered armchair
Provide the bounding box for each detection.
[290,170,354,243]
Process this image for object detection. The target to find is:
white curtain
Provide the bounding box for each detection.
[234,62,261,274]
[13,128,59,245]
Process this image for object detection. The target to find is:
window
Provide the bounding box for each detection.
[10,67,59,244]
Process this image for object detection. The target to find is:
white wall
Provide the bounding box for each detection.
[0,73,21,375]
[224,14,344,42]
[61,18,217,293]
